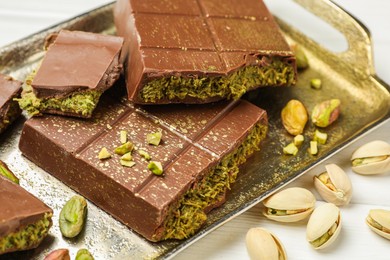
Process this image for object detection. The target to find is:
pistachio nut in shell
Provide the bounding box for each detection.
[351,140,390,175]
[246,227,287,260]
[366,209,390,240]
[311,99,340,128]
[314,164,352,206]
[263,187,316,222]
[281,99,308,136]
[306,203,341,249]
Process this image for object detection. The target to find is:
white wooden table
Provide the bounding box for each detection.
[1,1,389,259]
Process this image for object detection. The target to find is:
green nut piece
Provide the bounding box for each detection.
[281,99,308,136]
[138,149,151,161]
[44,248,70,260]
[120,160,136,168]
[0,160,19,184]
[292,44,309,70]
[120,130,128,144]
[121,152,133,161]
[312,99,341,128]
[310,78,322,89]
[98,147,111,160]
[313,129,328,145]
[75,249,94,260]
[283,143,299,156]
[148,161,164,175]
[309,141,318,155]
[114,141,134,155]
[59,195,87,238]
[147,132,162,146]
[294,134,305,146]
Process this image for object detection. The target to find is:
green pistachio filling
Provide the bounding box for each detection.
[141,58,295,103]
[0,213,52,253]
[352,156,388,167]
[155,123,267,241]
[16,71,102,117]
[267,208,306,216]
[0,100,21,132]
[310,222,338,248]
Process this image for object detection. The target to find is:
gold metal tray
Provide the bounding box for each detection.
[0,0,389,259]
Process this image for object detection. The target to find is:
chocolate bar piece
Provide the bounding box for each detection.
[114,0,297,104]
[0,175,53,255]
[0,74,22,134]
[19,96,268,241]
[17,30,124,118]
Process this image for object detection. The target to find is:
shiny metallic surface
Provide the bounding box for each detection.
[0,1,389,259]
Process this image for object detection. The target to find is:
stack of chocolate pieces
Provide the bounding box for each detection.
[16,0,297,243]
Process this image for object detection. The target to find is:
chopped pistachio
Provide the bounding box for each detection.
[120,130,128,144]
[294,134,305,146]
[75,248,94,260]
[59,195,87,238]
[121,152,133,161]
[283,143,299,156]
[0,160,19,184]
[310,78,322,89]
[120,160,135,168]
[148,161,164,175]
[292,44,309,69]
[309,141,318,155]
[114,141,134,155]
[138,149,151,161]
[313,129,328,144]
[147,132,162,146]
[98,147,111,160]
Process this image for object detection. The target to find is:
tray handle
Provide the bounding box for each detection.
[293,0,375,76]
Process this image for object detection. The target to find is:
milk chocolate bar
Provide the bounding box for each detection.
[0,175,53,255]
[114,0,297,104]
[0,74,22,134]
[19,97,268,241]
[17,30,124,118]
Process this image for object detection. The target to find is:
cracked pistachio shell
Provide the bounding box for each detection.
[306,203,341,249]
[366,209,390,240]
[263,187,316,222]
[314,164,352,206]
[351,140,390,175]
[246,227,287,260]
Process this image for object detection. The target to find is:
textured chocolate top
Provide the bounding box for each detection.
[114,0,296,103]
[0,175,53,237]
[32,30,124,98]
[19,96,267,241]
[0,74,22,108]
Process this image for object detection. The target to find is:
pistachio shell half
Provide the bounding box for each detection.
[306,203,341,249]
[351,140,390,175]
[366,209,390,240]
[314,164,352,206]
[246,227,287,260]
[263,187,316,222]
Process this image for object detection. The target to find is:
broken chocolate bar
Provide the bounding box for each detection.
[17,30,124,118]
[0,74,22,134]
[114,0,297,104]
[0,175,53,255]
[19,96,268,241]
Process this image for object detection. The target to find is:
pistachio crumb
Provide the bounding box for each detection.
[310,141,318,155]
[120,130,128,144]
[310,78,322,89]
[148,161,164,175]
[138,149,151,161]
[313,129,328,144]
[98,147,111,160]
[147,132,162,146]
[114,141,134,155]
[120,160,135,168]
[283,143,299,156]
[121,152,133,161]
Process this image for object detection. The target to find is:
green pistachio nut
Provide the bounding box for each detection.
[292,44,309,69]
[310,78,322,89]
[283,143,299,156]
[98,147,111,160]
[59,195,87,238]
[44,248,70,260]
[147,132,162,146]
[0,160,19,184]
[138,149,151,160]
[311,99,341,128]
[75,249,94,260]
[148,161,164,175]
[114,141,134,155]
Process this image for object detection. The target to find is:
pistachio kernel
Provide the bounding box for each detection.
[312,99,341,127]
[309,141,318,155]
[120,130,128,144]
[281,99,308,136]
[121,152,133,161]
[98,147,111,160]
[59,195,87,238]
[120,160,136,168]
[148,161,164,175]
[292,44,309,69]
[138,149,151,160]
[114,141,134,155]
[283,143,299,156]
[294,134,305,146]
[75,248,94,260]
[313,129,328,145]
[0,160,19,184]
[147,131,162,146]
[44,248,70,260]
[310,78,322,89]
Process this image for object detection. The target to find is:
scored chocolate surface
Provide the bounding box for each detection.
[114,0,296,104]
[19,95,267,241]
[32,30,124,99]
[0,175,53,254]
[0,74,22,134]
